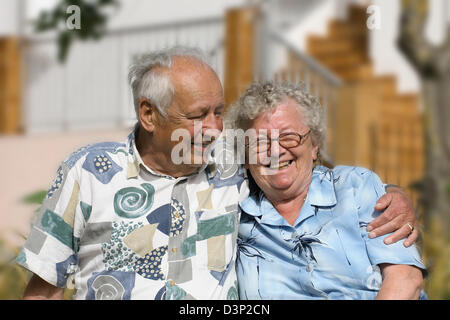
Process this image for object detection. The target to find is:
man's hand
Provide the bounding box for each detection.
[366,187,418,247]
[23,274,64,300]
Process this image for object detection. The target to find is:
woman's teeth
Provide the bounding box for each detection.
[268,160,292,170]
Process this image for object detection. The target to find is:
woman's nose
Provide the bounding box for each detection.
[268,139,286,158]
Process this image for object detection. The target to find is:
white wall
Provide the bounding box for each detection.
[0,0,24,36]
[285,0,335,49]
[24,0,245,33]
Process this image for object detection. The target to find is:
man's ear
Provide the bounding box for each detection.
[138,98,156,132]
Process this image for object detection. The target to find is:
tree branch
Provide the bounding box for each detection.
[397,0,438,76]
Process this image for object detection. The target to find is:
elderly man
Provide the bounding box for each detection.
[18,46,419,300]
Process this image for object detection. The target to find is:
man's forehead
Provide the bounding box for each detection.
[171,56,214,76]
[172,67,223,100]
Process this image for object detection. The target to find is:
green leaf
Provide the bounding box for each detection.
[32,0,120,63]
[22,190,47,205]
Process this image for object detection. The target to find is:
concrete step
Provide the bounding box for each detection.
[318,53,367,72]
[371,75,398,98]
[348,4,368,23]
[330,63,373,81]
[381,93,421,117]
[307,35,360,57]
[327,19,367,38]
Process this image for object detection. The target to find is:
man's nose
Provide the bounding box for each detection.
[202,112,223,133]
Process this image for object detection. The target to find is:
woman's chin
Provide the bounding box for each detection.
[269,178,294,191]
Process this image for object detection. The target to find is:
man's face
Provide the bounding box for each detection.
[152,58,225,169]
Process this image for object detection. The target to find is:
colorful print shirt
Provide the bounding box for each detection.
[236,165,427,300]
[17,128,248,300]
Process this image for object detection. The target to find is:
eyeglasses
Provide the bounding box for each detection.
[246,130,311,153]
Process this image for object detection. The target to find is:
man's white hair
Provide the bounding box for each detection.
[128,46,211,118]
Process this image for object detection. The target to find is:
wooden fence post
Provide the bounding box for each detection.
[224,7,257,107]
[0,37,21,134]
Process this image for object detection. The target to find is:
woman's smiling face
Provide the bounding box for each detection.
[247,98,319,202]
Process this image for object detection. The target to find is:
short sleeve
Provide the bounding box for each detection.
[16,161,81,288]
[354,168,426,272]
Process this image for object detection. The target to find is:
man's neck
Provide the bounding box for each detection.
[135,127,199,178]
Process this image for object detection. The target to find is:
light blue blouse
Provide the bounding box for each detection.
[236,165,427,300]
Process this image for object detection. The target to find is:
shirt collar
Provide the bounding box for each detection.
[125,123,213,180]
[239,165,337,225]
[308,165,338,207]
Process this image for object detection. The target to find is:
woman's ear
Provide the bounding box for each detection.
[312,145,319,161]
[138,98,156,132]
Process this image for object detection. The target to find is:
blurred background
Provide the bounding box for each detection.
[0,0,449,299]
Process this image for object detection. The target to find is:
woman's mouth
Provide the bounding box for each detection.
[266,160,294,170]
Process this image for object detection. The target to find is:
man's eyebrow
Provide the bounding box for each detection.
[186,104,224,116]
[214,103,225,111]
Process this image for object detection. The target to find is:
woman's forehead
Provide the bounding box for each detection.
[253,101,306,130]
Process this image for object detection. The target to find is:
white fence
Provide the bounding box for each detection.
[23,17,225,133]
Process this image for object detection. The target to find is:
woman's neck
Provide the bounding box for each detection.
[266,188,309,226]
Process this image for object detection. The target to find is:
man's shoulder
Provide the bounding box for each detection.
[62,141,128,170]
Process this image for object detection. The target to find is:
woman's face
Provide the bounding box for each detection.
[247,99,319,202]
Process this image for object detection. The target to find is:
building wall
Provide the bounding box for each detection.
[0,0,24,36]
[23,0,245,33]
[12,0,245,133]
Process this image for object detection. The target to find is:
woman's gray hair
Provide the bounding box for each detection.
[224,81,327,149]
[128,46,210,118]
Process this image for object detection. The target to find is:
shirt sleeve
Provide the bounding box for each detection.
[353,168,426,272]
[16,161,81,288]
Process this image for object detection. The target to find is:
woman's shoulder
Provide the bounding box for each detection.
[315,165,384,192]
[331,165,373,177]
[327,165,386,202]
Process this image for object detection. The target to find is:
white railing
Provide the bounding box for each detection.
[23,17,225,133]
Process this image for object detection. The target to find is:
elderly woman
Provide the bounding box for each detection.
[225,81,426,300]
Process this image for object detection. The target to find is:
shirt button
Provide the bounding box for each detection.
[170,280,175,286]
[171,247,178,253]
[306,265,311,272]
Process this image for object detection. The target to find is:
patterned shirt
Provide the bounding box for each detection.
[17,127,248,300]
[236,165,427,300]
